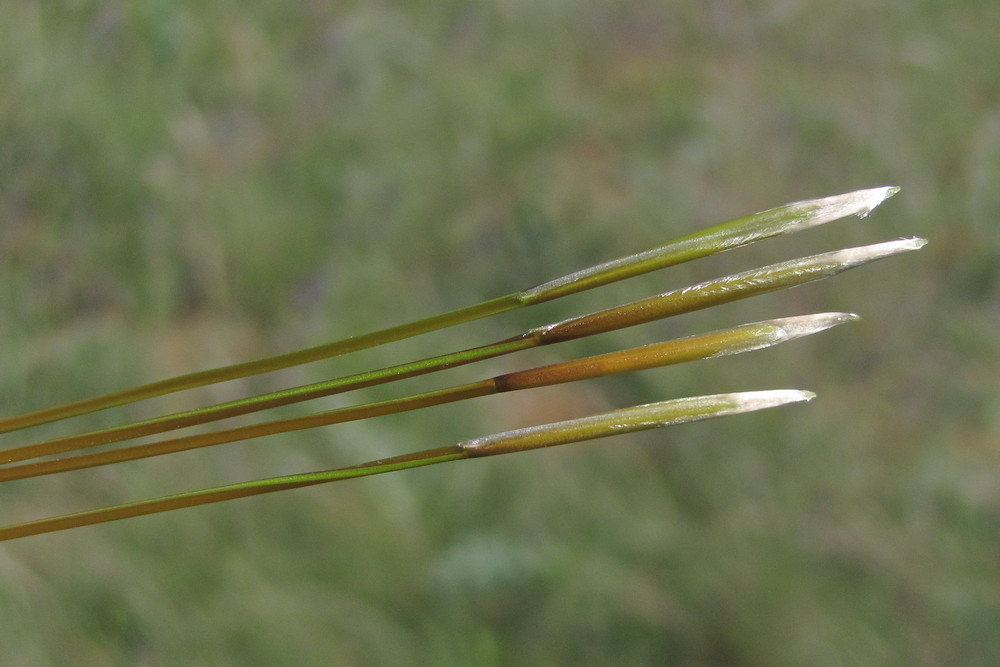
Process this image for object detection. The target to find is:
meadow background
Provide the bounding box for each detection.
[1,1,998,664]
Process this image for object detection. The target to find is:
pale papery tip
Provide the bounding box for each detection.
[854,185,900,218]
[768,312,861,340]
[629,389,817,423]
[832,237,928,265]
[787,185,900,230]
[726,389,816,413]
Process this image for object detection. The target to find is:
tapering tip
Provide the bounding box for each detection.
[832,237,928,267]
[785,185,901,231]
[459,389,817,455]
[712,313,859,357]
[900,236,929,249]
[854,186,900,218]
[768,312,860,341]
[725,389,816,413]
[626,388,818,425]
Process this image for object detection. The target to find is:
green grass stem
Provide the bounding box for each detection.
[0,313,854,481]
[0,390,814,541]
[0,236,921,465]
[0,187,897,434]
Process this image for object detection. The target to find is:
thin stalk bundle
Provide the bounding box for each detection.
[0,187,925,540]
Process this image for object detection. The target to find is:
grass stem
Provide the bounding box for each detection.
[0,189,925,542]
[0,187,897,434]
[0,314,854,481]
[0,238,920,465]
[0,390,814,541]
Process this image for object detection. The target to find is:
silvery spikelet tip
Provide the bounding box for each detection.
[459,390,816,455]
[832,237,928,267]
[787,186,900,231]
[725,389,816,413]
[768,312,861,341]
[704,313,857,358]
[613,389,818,426]
[853,185,900,218]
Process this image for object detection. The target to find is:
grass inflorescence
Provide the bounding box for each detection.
[0,187,924,540]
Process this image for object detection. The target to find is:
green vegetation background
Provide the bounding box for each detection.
[1,1,997,664]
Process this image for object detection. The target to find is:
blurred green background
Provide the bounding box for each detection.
[1,1,998,664]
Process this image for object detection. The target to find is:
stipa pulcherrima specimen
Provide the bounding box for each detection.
[0,187,925,540]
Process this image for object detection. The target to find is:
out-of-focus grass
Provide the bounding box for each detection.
[1,1,998,664]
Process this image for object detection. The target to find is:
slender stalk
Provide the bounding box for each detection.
[0,187,898,434]
[537,238,926,342]
[0,390,814,541]
[0,238,922,465]
[0,314,856,481]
